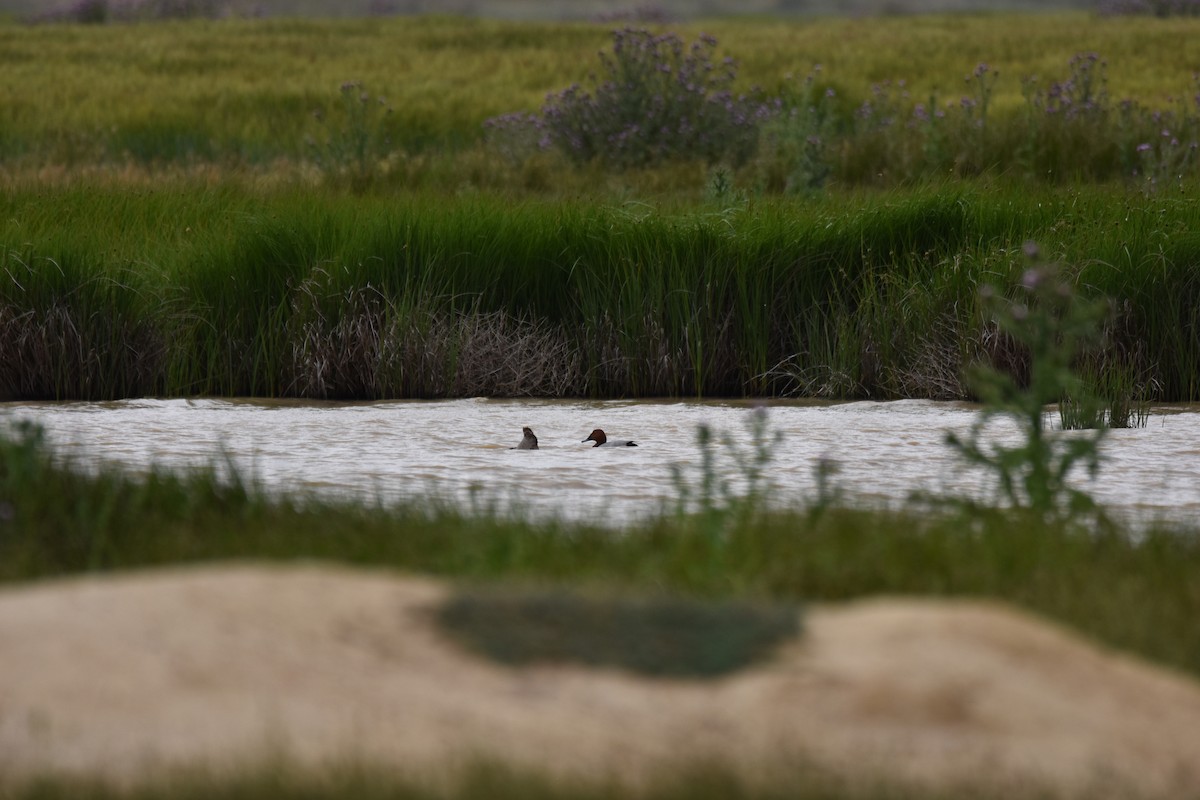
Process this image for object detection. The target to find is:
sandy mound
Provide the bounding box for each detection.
[2,563,1198,797]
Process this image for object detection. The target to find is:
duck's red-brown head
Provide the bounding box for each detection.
[582,429,607,446]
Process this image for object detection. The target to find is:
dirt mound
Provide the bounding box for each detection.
[2,564,1198,797]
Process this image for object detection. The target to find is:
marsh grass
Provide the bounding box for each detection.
[4,183,1200,401]
[1061,359,1157,429]
[0,248,166,399]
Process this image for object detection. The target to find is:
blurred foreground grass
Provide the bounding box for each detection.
[2,420,1198,681]
[0,759,1025,800]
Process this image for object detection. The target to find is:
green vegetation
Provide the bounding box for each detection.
[3,7,1194,683]
[947,249,1113,520]
[438,586,800,677]
[2,14,1200,401]
[3,183,1198,401]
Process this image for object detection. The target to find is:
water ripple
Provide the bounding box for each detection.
[3,398,1199,528]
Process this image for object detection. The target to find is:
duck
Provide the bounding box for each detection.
[583,429,637,447]
[512,427,539,450]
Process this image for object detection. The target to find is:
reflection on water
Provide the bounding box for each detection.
[2,398,1198,527]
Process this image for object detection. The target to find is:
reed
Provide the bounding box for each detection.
[0,247,165,399]
[4,181,1200,401]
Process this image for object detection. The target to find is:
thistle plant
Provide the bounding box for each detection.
[963,63,998,131]
[1044,53,1109,120]
[757,66,838,193]
[947,243,1112,522]
[533,28,769,169]
[670,408,782,540]
[809,453,843,519]
[1098,0,1200,15]
[1136,132,1196,194]
[844,78,915,181]
[34,0,230,22]
[1017,54,1110,178]
[962,62,997,166]
[1133,90,1200,194]
[307,81,394,191]
[912,93,950,170]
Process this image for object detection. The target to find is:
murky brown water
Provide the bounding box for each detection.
[3,398,1198,526]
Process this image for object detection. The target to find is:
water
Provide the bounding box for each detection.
[3,398,1199,527]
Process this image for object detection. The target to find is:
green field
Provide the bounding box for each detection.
[2,13,1198,167]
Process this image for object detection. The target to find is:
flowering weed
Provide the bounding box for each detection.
[755,66,839,194]
[307,81,394,191]
[32,0,231,22]
[1098,0,1200,15]
[512,28,769,169]
[947,244,1112,523]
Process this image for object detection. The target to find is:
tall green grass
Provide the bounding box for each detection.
[3,181,1199,401]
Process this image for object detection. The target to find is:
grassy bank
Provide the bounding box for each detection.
[3,182,1199,401]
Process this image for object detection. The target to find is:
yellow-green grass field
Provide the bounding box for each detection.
[1,12,1198,173]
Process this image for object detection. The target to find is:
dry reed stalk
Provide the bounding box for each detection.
[0,302,164,400]
[888,315,970,400]
[287,284,583,399]
[756,353,864,399]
